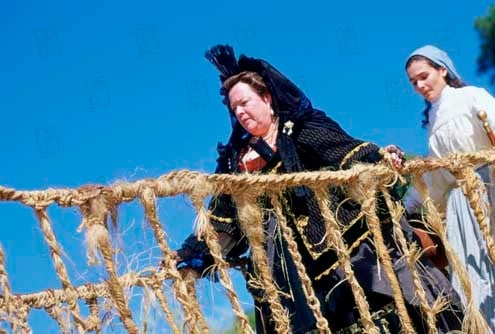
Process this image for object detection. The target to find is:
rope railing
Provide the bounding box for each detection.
[0,149,494,333]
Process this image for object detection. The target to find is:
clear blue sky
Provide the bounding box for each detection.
[1,1,494,332]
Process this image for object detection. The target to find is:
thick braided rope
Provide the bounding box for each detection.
[149,274,181,334]
[356,176,415,333]
[0,295,32,334]
[312,187,379,333]
[45,305,69,334]
[403,149,495,175]
[0,150,493,209]
[85,298,101,332]
[269,192,331,334]
[190,199,253,333]
[138,187,205,332]
[34,209,85,333]
[0,247,15,331]
[191,225,249,334]
[0,165,392,210]
[407,245,446,334]
[412,174,490,334]
[0,151,492,211]
[0,249,31,334]
[12,299,31,334]
[0,150,495,331]
[0,267,179,312]
[137,173,246,332]
[181,269,211,334]
[0,246,14,332]
[233,190,291,333]
[191,183,252,334]
[0,278,108,310]
[380,189,440,334]
[450,166,495,263]
[79,197,138,334]
[0,266,205,310]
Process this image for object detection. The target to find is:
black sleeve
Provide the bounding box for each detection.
[294,121,406,216]
[176,232,203,259]
[176,194,249,275]
[203,194,249,258]
[294,124,382,171]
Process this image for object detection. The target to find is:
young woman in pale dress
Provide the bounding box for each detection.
[405,44,495,332]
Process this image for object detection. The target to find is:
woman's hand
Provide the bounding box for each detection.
[384,144,405,169]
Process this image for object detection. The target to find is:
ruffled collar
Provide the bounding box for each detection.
[428,85,456,132]
[431,85,454,109]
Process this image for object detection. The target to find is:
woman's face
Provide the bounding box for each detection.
[406,59,448,102]
[228,82,274,137]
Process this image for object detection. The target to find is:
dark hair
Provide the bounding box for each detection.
[406,55,466,128]
[223,71,269,99]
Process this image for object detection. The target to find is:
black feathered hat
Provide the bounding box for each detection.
[205,45,313,129]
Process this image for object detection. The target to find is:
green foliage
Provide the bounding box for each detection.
[221,310,256,334]
[475,5,495,84]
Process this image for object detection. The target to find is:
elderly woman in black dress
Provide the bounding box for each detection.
[176,45,463,333]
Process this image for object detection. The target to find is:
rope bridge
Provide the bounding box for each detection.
[1,150,495,334]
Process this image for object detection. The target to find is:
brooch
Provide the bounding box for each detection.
[282,120,294,136]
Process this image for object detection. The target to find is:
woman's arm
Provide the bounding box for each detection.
[295,121,382,171]
[472,87,495,130]
[175,194,249,276]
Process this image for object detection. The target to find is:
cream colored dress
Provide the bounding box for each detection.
[405,85,495,332]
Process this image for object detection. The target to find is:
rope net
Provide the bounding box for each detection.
[1,149,495,333]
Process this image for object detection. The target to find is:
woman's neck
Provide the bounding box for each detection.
[431,85,453,105]
[260,117,279,148]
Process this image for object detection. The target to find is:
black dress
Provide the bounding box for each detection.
[176,45,464,333]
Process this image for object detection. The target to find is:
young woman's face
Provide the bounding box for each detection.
[406,59,448,102]
[228,82,274,137]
